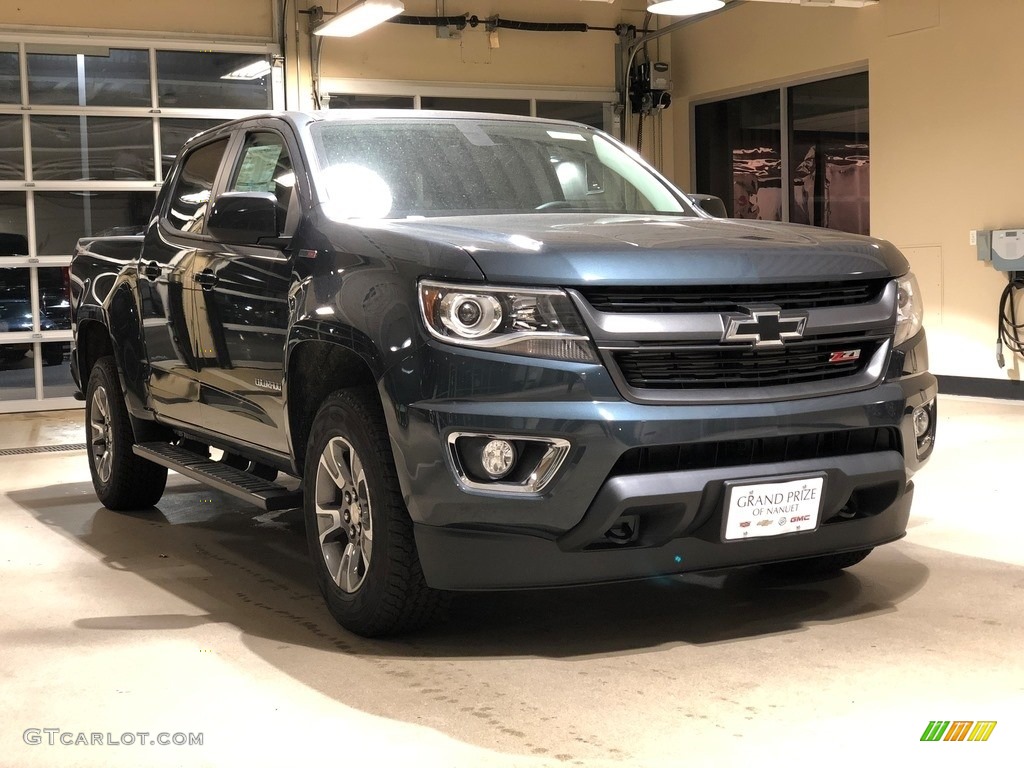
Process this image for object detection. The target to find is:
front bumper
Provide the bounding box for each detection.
[383,339,936,590]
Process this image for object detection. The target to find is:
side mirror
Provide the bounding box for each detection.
[686,193,728,218]
[207,191,280,244]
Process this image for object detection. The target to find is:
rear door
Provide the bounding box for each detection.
[140,134,232,425]
[188,126,299,454]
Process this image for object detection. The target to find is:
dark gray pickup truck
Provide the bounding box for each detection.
[69,111,936,636]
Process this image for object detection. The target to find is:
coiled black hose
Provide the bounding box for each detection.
[996,276,1024,367]
[389,15,469,29]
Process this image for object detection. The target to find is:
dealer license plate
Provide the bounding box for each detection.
[723,476,825,541]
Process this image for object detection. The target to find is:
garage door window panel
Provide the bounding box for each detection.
[30,116,154,181]
[157,52,272,110]
[0,48,18,104]
[27,47,150,107]
[0,194,28,257]
[34,192,155,256]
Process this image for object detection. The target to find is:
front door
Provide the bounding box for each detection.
[190,129,297,454]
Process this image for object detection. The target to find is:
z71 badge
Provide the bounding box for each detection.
[829,349,862,364]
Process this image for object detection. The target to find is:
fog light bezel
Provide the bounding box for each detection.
[447,432,571,495]
[911,398,937,454]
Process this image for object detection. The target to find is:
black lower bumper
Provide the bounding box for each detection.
[415,452,913,591]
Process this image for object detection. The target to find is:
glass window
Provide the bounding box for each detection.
[34,192,156,256]
[165,139,229,234]
[789,72,869,235]
[310,119,691,219]
[0,343,37,401]
[160,118,226,177]
[695,90,782,221]
[0,266,32,334]
[0,115,24,180]
[420,97,530,116]
[27,47,150,107]
[38,267,72,332]
[31,116,154,181]
[0,49,19,104]
[330,94,414,110]
[537,101,608,131]
[157,51,272,109]
[0,193,28,256]
[694,73,869,234]
[42,350,76,398]
[230,132,294,222]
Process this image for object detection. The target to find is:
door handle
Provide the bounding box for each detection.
[193,270,219,290]
[142,261,162,281]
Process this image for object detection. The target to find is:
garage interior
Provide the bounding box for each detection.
[1,0,1021,765]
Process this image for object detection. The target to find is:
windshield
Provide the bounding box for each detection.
[308,118,694,219]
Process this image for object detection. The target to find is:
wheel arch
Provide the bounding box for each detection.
[76,319,115,385]
[286,332,387,475]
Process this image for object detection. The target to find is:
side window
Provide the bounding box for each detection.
[230,131,294,227]
[167,138,228,234]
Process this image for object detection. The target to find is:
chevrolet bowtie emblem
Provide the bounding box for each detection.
[722,308,807,348]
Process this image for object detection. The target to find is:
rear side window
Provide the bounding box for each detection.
[167,137,228,234]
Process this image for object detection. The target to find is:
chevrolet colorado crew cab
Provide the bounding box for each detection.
[70,111,937,636]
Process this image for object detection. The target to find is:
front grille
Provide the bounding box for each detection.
[610,427,902,477]
[614,337,882,390]
[580,279,889,314]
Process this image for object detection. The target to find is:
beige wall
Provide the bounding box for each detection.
[0,0,274,39]
[304,0,672,168]
[671,0,1024,381]
[313,0,638,87]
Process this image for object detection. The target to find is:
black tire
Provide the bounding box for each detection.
[303,388,448,637]
[762,547,874,578]
[42,344,65,366]
[85,356,168,510]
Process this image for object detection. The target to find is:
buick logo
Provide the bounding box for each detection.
[723,306,807,348]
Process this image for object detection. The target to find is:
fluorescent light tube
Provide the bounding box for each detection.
[314,0,405,37]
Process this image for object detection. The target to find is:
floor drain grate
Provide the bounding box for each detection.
[0,443,87,456]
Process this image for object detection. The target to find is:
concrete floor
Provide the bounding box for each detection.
[0,398,1021,767]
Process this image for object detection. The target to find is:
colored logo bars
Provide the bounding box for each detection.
[920,721,997,742]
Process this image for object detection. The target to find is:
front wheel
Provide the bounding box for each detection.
[761,547,874,578]
[303,388,447,636]
[85,356,168,510]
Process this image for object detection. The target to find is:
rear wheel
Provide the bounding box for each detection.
[85,356,167,510]
[762,548,873,578]
[303,388,447,636]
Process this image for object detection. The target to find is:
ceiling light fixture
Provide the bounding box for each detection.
[647,0,726,15]
[220,60,273,80]
[314,0,406,37]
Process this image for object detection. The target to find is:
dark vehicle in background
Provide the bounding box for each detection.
[0,251,70,367]
[0,299,68,366]
[69,111,936,636]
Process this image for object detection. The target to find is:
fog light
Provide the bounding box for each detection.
[913,405,931,439]
[481,439,516,479]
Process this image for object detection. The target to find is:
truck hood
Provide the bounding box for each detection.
[379,214,908,285]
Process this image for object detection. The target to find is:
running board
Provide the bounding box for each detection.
[133,443,302,512]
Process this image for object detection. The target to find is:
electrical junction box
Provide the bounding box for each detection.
[977,229,1024,272]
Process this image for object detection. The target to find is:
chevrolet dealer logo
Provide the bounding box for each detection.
[723,307,807,348]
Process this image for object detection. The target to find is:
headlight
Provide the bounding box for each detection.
[419,280,598,362]
[894,273,924,346]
